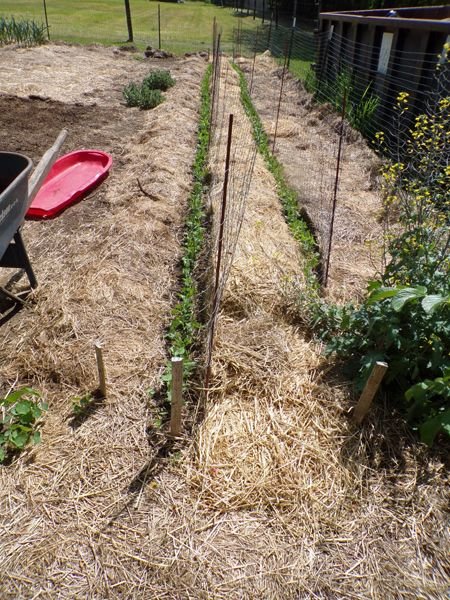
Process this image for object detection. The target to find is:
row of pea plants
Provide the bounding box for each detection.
[232,63,320,290]
[161,65,212,401]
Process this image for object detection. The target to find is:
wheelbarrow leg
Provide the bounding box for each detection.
[13,231,37,289]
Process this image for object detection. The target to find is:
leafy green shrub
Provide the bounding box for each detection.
[123,82,142,107]
[313,284,450,445]
[303,81,450,446]
[123,82,164,110]
[0,387,47,463]
[143,69,175,91]
[0,16,46,47]
[139,88,164,110]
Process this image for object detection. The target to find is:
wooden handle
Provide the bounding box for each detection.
[27,129,68,206]
[352,361,388,424]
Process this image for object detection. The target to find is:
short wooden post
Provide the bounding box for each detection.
[352,361,388,424]
[94,343,107,398]
[170,357,183,437]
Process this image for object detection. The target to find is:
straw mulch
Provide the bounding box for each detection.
[0,45,210,598]
[0,47,448,599]
[246,55,384,302]
[184,59,449,598]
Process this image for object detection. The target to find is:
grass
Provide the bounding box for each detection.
[0,0,258,53]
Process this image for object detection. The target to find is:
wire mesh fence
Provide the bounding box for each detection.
[204,36,257,381]
[0,1,241,54]
[231,22,449,289]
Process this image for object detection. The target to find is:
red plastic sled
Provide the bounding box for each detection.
[26,150,112,219]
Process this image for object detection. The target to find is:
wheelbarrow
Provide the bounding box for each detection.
[0,130,67,306]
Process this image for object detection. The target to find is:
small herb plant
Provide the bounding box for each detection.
[143,69,175,91]
[0,387,47,464]
[72,393,93,416]
[123,69,174,110]
[123,83,164,110]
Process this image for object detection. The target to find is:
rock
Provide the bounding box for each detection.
[144,47,173,59]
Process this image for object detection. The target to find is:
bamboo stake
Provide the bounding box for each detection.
[170,357,183,437]
[94,343,107,398]
[352,361,388,424]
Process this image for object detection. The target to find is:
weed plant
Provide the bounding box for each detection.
[233,63,320,288]
[143,69,175,91]
[0,16,46,46]
[308,69,380,139]
[0,387,47,463]
[301,69,450,446]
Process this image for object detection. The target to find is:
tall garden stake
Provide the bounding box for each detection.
[272,39,289,153]
[42,0,50,40]
[249,27,259,95]
[324,89,347,286]
[124,0,133,42]
[158,4,161,49]
[205,114,234,391]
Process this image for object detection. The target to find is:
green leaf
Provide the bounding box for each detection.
[367,286,399,304]
[391,287,427,312]
[14,401,33,416]
[405,381,428,403]
[9,427,30,449]
[0,447,5,463]
[32,431,41,445]
[419,408,450,446]
[421,294,450,315]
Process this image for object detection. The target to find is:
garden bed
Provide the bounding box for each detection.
[244,54,384,301]
[0,43,207,597]
[0,43,448,600]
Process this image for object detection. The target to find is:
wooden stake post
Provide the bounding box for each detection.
[352,361,388,424]
[94,343,107,398]
[170,357,183,437]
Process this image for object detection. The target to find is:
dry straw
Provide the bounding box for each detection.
[0,47,447,600]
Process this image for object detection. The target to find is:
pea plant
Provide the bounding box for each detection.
[0,387,47,464]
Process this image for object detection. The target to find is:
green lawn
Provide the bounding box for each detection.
[0,0,259,53]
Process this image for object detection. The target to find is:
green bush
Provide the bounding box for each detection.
[143,69,175,91]
[139,87,164,109]
[123,82,164,110]
[123,82,141,107]
[303,79,450,446]
[313,284,450,445]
